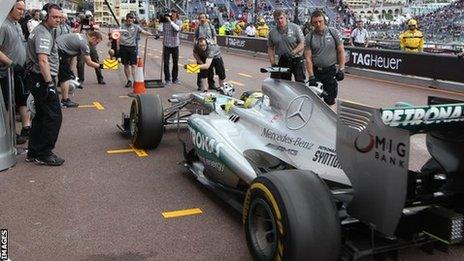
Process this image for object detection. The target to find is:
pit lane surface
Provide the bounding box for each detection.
[1,36,463,261]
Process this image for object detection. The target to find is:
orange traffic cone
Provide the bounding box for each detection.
[132,57,146,94]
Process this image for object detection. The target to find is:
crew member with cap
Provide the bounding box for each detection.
[0,0,30,144]
[119,12,153,88]
[25,3,64,166]
[399,19,424,52]
[76,10,105,85]
[304,10,346,106]
[56,31,104,107]
[267,9,305,82]
[350,20,369,47]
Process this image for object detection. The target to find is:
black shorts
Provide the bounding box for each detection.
[119,45,137,65]
[58,55,75,83]
[0,73,29,107]
[199,57,226,80]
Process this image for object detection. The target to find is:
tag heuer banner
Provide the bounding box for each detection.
[103,59,119,70]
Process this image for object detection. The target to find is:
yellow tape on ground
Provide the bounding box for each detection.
[107,149,135,154]
[103,59,119,70]
[129,144,148,157]
[93,102,105,111]
[229,80,244,86]
[162,208,203,219]
[238,73,252,78]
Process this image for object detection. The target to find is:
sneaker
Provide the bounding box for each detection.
[98,80,106,85]
[25,152,36,162]
[35,153,65,166]
[124,80,132,88]
[16,134,27,145]
[61,99,79,108]
[173,79,181,84]
[165,80,172,86]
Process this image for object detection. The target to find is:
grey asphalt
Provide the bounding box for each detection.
[0,36,463,261]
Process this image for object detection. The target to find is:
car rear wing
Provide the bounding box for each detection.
[335,96,464,236]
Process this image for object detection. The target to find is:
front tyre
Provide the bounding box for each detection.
[243,170,341,261]
[130,94,164,149]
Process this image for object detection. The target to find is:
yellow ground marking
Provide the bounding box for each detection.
[148,53,153,56]
[162,208,203,219]
[106,145,148,157]
[238,73,252,78]
[154,56,160,58]
[179,56,184,59]
[119,95,130,98]
[78,101,104,110]
[188,58,196,62]
[93,102,105,110]
[178,63,184,67]
[229,80,244,86]
[129,144,149,157]
[225,69,230,72]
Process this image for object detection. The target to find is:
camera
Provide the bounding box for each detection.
[157,9,172,23]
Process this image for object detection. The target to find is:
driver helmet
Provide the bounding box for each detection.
[240,91,263,108]
[221,82,235,97]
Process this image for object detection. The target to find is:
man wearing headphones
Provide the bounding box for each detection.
[267,9,305,82]
[192,37,226,92]
[304,10,346,106]
[0,0,31,145]
[194,13,216,90]
[24,3,64,166]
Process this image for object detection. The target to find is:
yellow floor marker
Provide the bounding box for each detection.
[178,63,184,67]
[119,95,130,98]
[93,102,105,110]
[238,73,252,78]
[162,208,203,219]
[229,80,244,86]
[107,145,148,157]
[179,56,184,59]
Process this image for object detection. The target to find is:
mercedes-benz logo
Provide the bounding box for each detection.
[285,95,313,130]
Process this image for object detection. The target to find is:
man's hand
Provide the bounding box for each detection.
[307,75,317,86]
[43,81,57,98]
[11,62,25,75]
[99,64,104,69]
[335,69,345,81]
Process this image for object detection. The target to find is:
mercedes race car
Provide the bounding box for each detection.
[120,67,464,260]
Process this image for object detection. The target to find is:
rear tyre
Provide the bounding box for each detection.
[130,94,164,149]
[243,170,341,261]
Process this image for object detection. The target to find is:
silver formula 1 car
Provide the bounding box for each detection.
[120,67,464,260]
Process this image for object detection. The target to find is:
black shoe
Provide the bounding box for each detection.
[16,134,27,145]
[98,80,106,85]
[125,80,132,88]
[35,153,65,166]
[61,99,79,108]
[20,126,31,139]
[25,152,36,162]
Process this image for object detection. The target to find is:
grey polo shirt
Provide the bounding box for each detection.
[0,18,27,77]
[194,23,216,42]
[119,23,143,47]
[194,44,221,59]
[26,23,59,77]
[267,22,304,57]
[305,27,342,68]
[56,33,90,57]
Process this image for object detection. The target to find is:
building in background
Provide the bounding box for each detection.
[26,0,79,14]
[94,0,121,25]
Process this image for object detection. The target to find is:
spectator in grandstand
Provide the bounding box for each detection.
[399,19,424,52]
[256,18,269,38]
[0,0,30,144]
[56,31,104,108]
[119,13,154,88]
[25,3,64,166]
[350,20,369,47]
[161,9,182,85]
[267,9,305,83]
[304,10,346,106]
[76,11,105,85]
[192,37,227,92]
[27,9,40,34]
[245,23,256,37]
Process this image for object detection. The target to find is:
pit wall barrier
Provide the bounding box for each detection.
[178,32,464,92]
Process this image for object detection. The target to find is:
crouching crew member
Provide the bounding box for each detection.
[304,10,346,106]
[192,37,226,92]
[0,0,31,144]
[56,31,104,107]
[25,3,65,166]
[267,9,305,82]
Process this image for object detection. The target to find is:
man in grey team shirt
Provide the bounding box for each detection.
[25,3,64,166]
[267,9,305,83]
[304,10,346,106]
[56,31,104,107]
[119,13,153,88]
